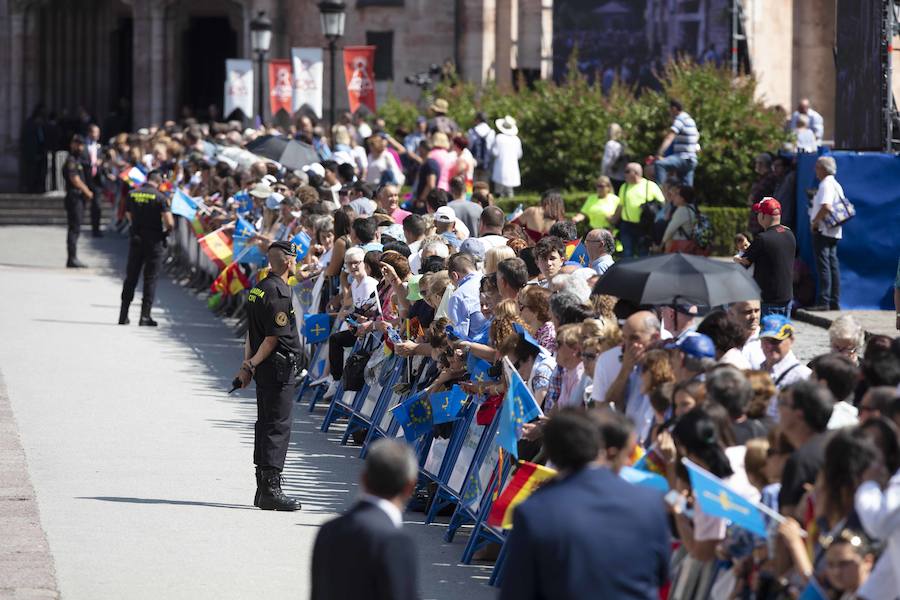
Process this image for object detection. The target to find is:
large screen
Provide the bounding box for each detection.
[834,0,886,150]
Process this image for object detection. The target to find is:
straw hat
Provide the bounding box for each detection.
[429,98,450,114]
[495,115,518,136]
[431,131,451,149]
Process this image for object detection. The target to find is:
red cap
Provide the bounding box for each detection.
[752,197,781,216]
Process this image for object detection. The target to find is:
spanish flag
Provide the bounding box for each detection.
[487,461,557,529]
[210,262,251,296]
[198,229,233,269]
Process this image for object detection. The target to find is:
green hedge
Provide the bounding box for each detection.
[379,57,788,208]
[492,195,746,257]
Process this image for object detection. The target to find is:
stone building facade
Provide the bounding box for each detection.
[0,0,553,191]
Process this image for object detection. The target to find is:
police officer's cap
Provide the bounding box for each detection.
[268,240,297,256]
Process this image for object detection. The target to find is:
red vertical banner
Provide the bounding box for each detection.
[268,59,294,116]
[343,46,377,114]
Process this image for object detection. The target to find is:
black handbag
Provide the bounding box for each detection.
[342,336,374,391]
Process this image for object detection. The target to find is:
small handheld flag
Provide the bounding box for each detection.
[507,203,524,222]
[171,189,198,220]
[467,356,495,384]
[303,313,331,343]
[232,191,252,214]
[198,229,234,270]
[210,262,251,296]
[498,358,543,459]
[429,385,467,425]
[234,215,256,237]
[390,390,433,441]
[121,166,146,187]
[682,458,773,538]
[291,231,311,260]
[567,243,589,267]
[619,465,669,492]
[233,233,267,266]
[487,461,557,528]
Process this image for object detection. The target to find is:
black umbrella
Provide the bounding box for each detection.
[592,253,761,307]
[245,135,319,171]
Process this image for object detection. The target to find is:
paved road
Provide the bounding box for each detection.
[0,226,493,600]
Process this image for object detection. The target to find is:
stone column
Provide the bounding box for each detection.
[457,0,495,84]
[495,0,513,89]
[792,0,835,140]
[132,0,167,127]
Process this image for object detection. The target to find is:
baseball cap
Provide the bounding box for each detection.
[380,223,406,243]
[406,274,424,301]
[434,206,456,224]
[759,314,794,340]
[460,238,486,263]
[250,182,273,198]
[303,163,326,178]
[261,174,277,186]
[265,192,285,210]
[752,197,781,216]
[665,331,716,359]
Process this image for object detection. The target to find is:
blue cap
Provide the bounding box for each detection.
[513,323,543,351]
[666,331,716,359]
[760,314,794,341]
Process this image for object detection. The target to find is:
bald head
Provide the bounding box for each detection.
[624,162,643,183]
[625,310,660,336]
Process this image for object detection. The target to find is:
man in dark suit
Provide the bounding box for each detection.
[500,409,671,600]
[311,439,419,600]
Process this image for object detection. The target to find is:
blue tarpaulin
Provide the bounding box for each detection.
[794,150,900,309]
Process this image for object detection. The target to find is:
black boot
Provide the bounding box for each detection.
[254,467,262,507]
[118,302,130,325]
[257,468,302,511]
[139,303,158,327]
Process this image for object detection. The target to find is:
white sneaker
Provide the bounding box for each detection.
[310,374,332,387]
[297,368,308,380]
[323,379,339,399]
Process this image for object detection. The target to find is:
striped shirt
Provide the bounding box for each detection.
[671,111,700,157]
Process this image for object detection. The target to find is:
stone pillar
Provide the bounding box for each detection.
[457,0,495,84]
[517,0,540,71]
[133,0,167,127]
[745,0,794,111]
[792,0,835,140]
[495,0,513,89]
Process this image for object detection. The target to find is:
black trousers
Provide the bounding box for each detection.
[121,236,164,312]
[64,194,84,261]
[89,186,102,233]
[254,380,297,469]
[328,329,358,381]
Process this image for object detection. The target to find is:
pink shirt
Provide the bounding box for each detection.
[391,207,411,223]
[428,148,456,192]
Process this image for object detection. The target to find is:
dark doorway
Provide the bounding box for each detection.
[183,17,237,119]
[108,16,134,134]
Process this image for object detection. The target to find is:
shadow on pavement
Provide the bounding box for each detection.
[77,496,256,510]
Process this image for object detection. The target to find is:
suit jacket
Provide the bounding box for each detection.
[499,466,671,600]
[311,500,418,600]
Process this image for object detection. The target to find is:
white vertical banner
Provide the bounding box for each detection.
[291,47,324,118]
[224,59,254,118]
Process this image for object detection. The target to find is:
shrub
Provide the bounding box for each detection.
[379,58,788,208]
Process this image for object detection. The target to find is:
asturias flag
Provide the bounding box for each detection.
[498,358,543,459]
[291,231,311,260]
[390,390,433,442]
[683,458,769,537]
[487,461,557,529]
[198,229,233,270]
[429,385,467,425]
[303,313,331,343]
[467,355,495,384]
[233,233,267,266]
[171,189,198,221]
[567,243,589,267]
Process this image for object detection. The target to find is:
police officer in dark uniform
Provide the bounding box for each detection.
[119,170,174,326]
[63,134,93,268]
[234,240,303,511]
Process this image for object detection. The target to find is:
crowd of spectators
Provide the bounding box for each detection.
[45,93,900,599]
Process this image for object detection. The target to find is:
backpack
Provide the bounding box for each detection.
[469,129,490,170]
[688,205,713,249]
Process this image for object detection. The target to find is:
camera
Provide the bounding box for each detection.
[404,64,443,88]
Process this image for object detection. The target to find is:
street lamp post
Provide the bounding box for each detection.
[250,11,272,126]
[318,1,346,131]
